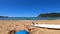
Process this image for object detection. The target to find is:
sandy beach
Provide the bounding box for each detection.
[0,20,60,34]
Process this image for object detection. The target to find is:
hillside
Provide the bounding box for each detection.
[38,13,60,17]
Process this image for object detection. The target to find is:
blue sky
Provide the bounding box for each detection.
[0,0,60,17]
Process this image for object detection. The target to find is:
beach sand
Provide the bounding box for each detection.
[0,20,60,34]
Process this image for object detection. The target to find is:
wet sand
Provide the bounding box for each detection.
[0,20,60,34]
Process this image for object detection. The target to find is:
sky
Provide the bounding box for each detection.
[0,0,60,17]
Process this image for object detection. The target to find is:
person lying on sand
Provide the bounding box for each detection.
[15,25,35,34]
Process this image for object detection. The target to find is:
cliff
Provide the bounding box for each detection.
[38,13,60,17]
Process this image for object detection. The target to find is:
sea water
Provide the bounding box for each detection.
[0,17,60,20]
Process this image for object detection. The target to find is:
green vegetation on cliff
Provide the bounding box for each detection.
[38,13,60,17]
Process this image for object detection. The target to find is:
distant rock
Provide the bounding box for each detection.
[0,16,8,18]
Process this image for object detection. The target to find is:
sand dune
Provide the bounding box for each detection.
[0,20,60,34]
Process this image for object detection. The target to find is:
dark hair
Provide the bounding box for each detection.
[8,30,16,34]
[32,22,34,25]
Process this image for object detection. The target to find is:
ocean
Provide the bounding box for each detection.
[0,17,60,20]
